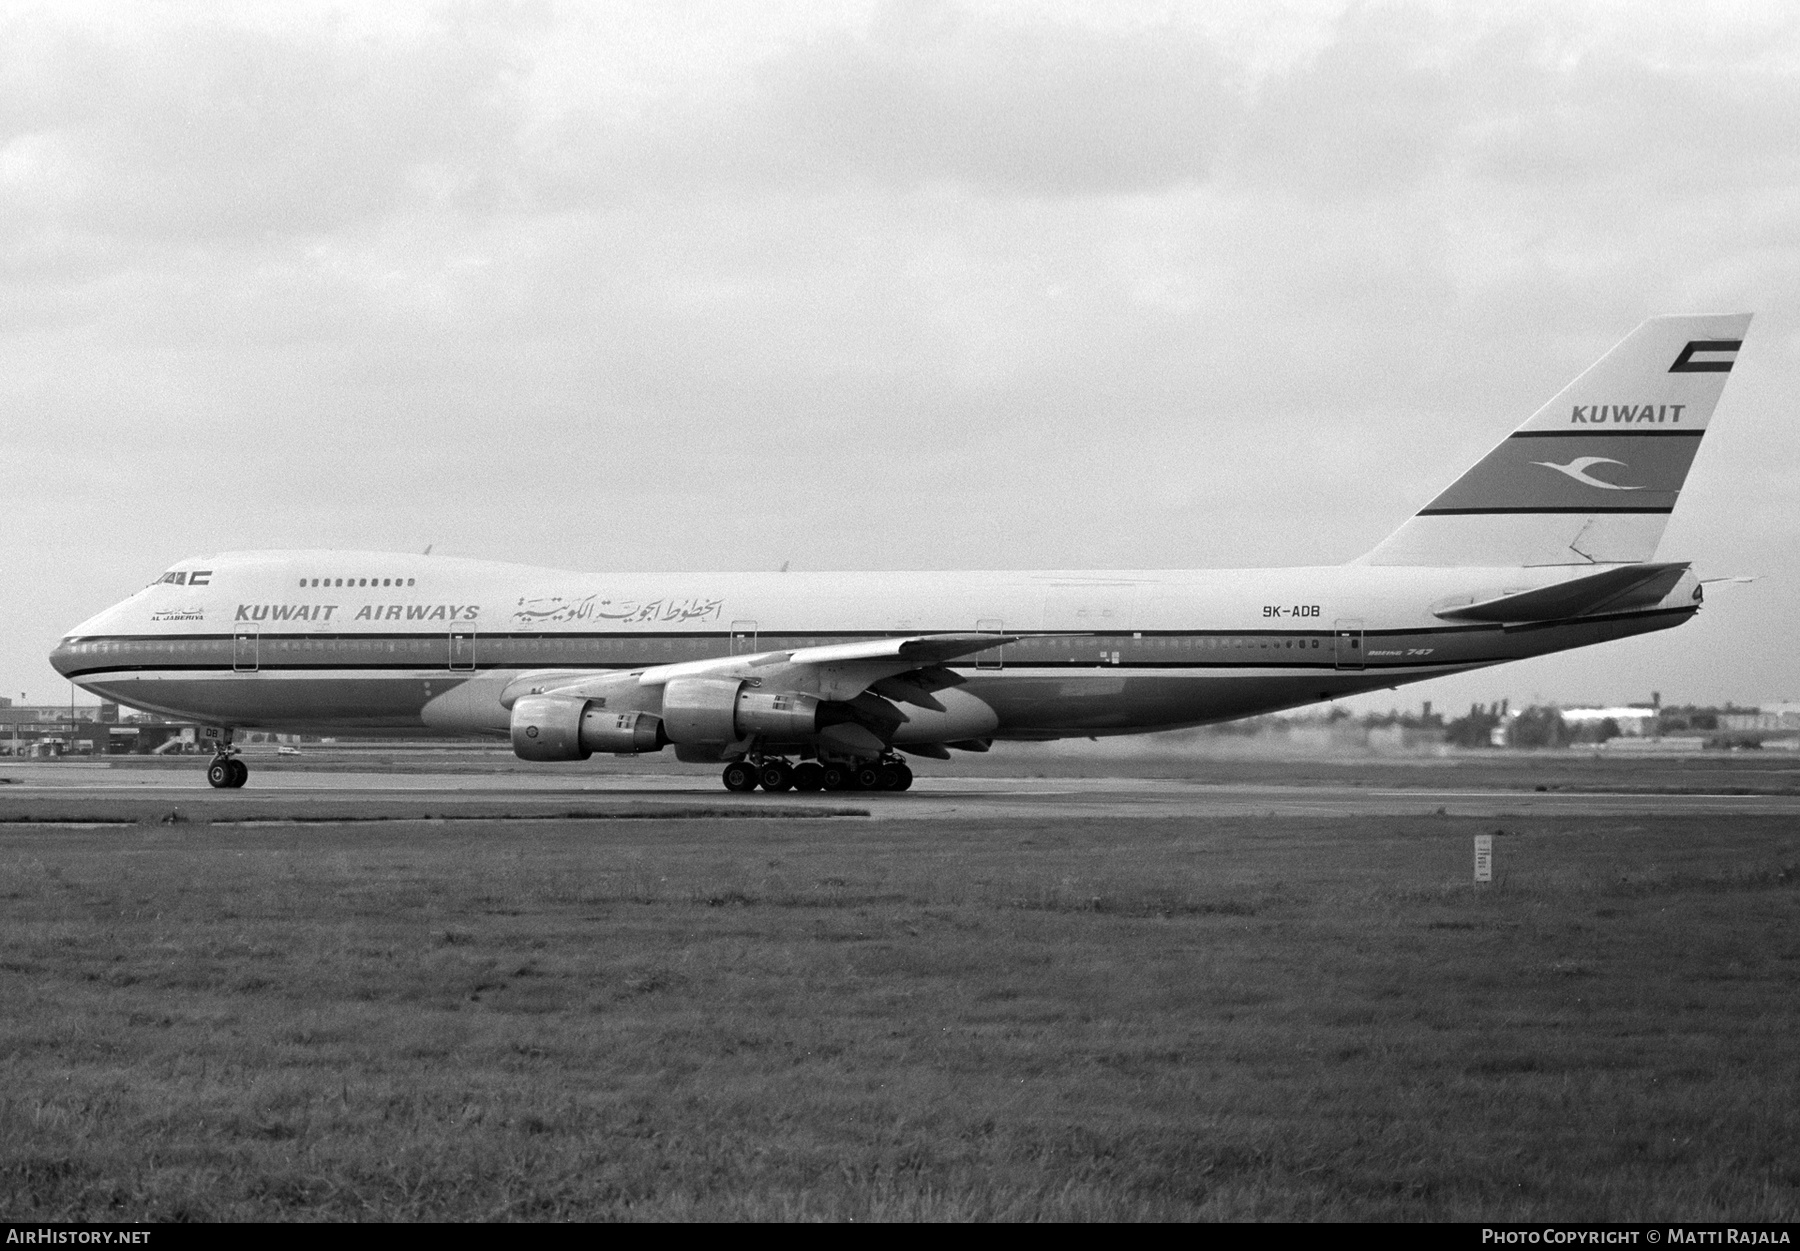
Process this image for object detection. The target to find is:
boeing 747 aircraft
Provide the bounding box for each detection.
[51,314,1749,791]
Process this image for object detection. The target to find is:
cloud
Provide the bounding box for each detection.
[4,0,1800,707]
[746,11,1238,196]
[0,6,531,251]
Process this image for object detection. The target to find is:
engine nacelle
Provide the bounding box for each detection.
[512,694,586,760]
[660,678,742,743]
[735,688,823,739]
[659,677,822,744]
[580,707,665,754]
[511,694,664,761]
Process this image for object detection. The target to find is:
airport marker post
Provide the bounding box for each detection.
[1474,834,1493,884]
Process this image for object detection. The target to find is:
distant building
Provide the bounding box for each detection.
[1559,706,1660,736]
[1,703,190,756]
[1718,703,1800,733]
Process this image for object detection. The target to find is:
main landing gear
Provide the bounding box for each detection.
[206,752,249,789]
[721,756,913,793]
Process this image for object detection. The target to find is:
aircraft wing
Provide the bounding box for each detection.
[785,632,1019,666]
[636,632,1016,694]
[498,632,1015,710]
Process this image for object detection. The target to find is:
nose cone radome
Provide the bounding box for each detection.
[52,596,134,679]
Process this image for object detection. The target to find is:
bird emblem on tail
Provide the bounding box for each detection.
[1529,456,1644,490]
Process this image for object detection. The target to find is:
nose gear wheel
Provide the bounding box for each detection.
[206,754,248,789]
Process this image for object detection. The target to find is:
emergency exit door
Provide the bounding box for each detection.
[1333,620,1364,671]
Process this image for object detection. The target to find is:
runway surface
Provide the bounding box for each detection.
[5,761,1800,821]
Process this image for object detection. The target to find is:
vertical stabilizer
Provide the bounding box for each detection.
[1360,314,1751,566]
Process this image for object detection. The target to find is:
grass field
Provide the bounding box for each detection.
[3,805,1799,1220]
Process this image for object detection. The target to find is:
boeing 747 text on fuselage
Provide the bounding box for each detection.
[51,314,1749,791]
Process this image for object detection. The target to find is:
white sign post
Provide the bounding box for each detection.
[1474,834,1493,884]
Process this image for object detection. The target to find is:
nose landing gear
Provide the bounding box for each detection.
[206,753,248,789]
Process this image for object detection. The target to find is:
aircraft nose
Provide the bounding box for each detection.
[48,638,79,678]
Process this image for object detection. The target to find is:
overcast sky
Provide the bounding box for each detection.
[4,0,1797,713]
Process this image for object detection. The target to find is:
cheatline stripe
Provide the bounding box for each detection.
[1418,506,1674,516]
[65,625,1508,645]
[57,660,1511,679]
[1508,429,1704,439]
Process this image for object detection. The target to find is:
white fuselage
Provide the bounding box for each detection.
[50,550,1699,743]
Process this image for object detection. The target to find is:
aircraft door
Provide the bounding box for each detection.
[1333,620,1364,671]
[233,628,258,673]
[975,618,1005,670]
[449,627,476,671]
[730,620,757,655]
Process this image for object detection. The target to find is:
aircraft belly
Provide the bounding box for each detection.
[962,670,1416,735]
[74,672,444,733]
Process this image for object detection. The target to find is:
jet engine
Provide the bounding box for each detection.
[510,679,826,761]
[661,677,821,742]
[510,694,666,761]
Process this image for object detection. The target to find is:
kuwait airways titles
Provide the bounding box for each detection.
[234,602,482,623]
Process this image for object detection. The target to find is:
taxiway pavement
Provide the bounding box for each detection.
[5,761,1800,822]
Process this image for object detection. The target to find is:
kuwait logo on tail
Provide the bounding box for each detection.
[1530,456,1644,490]
[1670,339,1741,372]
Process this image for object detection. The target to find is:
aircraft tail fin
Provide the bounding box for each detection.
[1359,313,1751,567]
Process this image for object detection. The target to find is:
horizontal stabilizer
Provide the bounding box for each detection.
[1433,562,1689,623]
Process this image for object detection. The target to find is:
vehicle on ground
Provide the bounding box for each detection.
[51,315,1750,791]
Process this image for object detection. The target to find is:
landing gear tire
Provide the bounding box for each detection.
[855,765,883,791]
[208,757,248,789]
[721,761,758,793]
[821,765,850,792]
[792,762,824,792]
[759,761,794,792]
[892,763,913,791]
[876,763,903,791]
